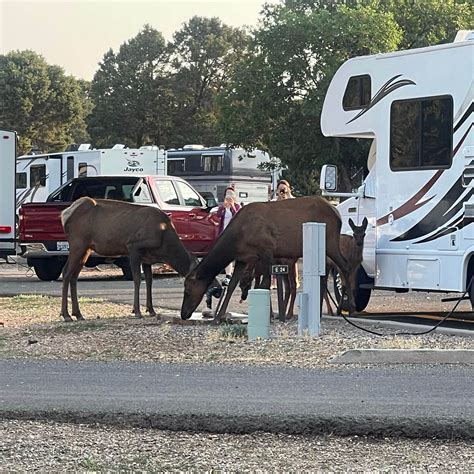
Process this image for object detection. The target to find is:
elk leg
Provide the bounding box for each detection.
[129,251,143,318]
[286,262,297,319]
[214,261,245,324]
[142,263,156,317]
[60,258,74,322]
[70,249,91,320]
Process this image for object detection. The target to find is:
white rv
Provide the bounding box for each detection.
[320,31,474,310]
[16,144,166,206]
[0,130,17,260]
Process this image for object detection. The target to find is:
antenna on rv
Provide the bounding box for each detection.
[78,144,91,151]
[112,144,126,149]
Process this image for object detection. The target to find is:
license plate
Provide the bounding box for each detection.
[57,241,69,251]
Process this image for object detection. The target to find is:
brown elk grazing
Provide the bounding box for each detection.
[60,197,200,322]
[181,196,356,322]
[323,217,368,315]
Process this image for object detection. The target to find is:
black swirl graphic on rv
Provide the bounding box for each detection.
[346,74,416,125]
[391,177,474,242]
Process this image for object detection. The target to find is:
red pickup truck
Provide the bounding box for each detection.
[19,175,220,280]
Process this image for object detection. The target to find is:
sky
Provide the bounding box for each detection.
[0,0,275,80]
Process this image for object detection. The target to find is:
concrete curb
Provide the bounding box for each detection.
[332,349,474,364]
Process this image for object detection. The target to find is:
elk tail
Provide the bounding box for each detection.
[61,197,97,228]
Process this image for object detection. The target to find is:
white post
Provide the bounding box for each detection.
[298,222,326,337]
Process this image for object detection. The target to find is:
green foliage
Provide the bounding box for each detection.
[88,25,170,148]
[0,50,89,154]
[167,16,249,146]
[217,0,472,194]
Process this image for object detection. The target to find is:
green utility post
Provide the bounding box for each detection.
[247,289,271,341]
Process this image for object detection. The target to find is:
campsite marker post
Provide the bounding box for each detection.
[298,222,326,337]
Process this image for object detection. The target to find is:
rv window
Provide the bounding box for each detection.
[16,172,27,189]
[202,154,223,173]
[78,162,88,177]
[390,96,453,170]
[168,159,185,174]
[30,164,46,188]
[154,179,180,205]
[175,181,203,207]
[67,156,74,181]
[343,75,371,110]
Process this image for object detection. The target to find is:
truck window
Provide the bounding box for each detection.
[390,96,453,170]
[30,164,46,187]
[154,179,180,205]
[175,181,203,207]
[16,172,27,189]
[132,183,153,204]
[343,75,371,110]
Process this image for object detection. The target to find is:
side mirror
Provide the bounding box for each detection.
[320,165,338,192]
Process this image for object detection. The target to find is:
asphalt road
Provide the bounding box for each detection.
[1,359,473,439]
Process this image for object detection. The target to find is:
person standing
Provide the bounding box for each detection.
[216,187,241,281]
[272,179,298,289]
[274,179,295,201]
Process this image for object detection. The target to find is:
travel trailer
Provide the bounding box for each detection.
[167,145,275,204]
[15,144,166,206]
[0,130,16,260]
[320,30,474,310]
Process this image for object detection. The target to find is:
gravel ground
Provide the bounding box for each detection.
[1,269,473,471]
[1,419,473,471]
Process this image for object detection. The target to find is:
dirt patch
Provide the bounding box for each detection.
[0,294,472,367]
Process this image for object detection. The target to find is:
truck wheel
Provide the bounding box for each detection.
[30,258,65,281]
[332,266,373,312]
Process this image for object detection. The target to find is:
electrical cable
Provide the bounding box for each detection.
[326,275,473,337]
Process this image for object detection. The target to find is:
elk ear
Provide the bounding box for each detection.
[348,218,356,231]
[362,217,368,229]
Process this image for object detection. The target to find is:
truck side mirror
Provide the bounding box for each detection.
[320,164,338,192]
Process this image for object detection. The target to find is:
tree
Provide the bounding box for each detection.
[88,25,170,148]
[0,50,88,155]
[218,0,472,194]
[167,16,249,147]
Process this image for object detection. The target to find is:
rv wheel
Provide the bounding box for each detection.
[332,266,373,312]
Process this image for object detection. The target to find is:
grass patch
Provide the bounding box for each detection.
[219,323,247,339]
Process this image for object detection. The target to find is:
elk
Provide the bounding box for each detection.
[323,217,368,315]
[181,197,356,322]
[60,197,200,321]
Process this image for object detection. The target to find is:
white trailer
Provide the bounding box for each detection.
[0,130,17,260]
[167,145,274,204]
[16,144,166,206]
[319,31,474,310]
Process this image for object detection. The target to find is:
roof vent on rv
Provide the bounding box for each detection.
[112,144,126,149]
[78,144,91,151]
[183,144,205,150]
[454,30,474,42]
[139,145,158,151]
